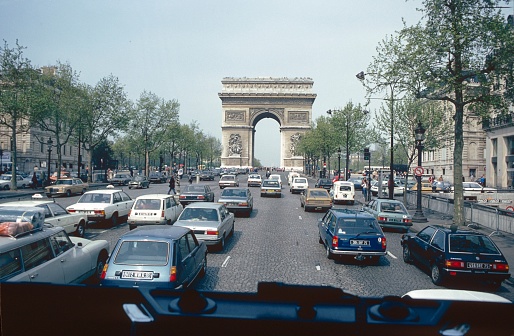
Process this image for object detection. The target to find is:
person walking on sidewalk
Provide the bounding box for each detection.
[168,175,176,195]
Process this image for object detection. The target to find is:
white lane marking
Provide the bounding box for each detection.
[387,251,397,259]
[221,256,231,267]
[315,265,321,271]
[299,216,302,220]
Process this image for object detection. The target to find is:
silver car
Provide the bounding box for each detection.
[217,187,253,217]
[174,202,235,251]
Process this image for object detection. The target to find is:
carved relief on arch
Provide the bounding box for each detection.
[225,110,245,122]
[288,111,309,124]
[228,134,242,156]
[249,108,284,123]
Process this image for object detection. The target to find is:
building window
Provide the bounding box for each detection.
[508,136,514,155]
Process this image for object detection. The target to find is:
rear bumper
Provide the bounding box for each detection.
[330,249,387,256]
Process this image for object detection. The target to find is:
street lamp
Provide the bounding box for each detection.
[337,147,341,180]
[413,122,428,222]
[46,138,53,186]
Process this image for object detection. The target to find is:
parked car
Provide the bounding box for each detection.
[217,187,253,217]
[290,177,309,194]
[370,180,405,196]
[410,181,433,193]
[401,225,510,289]
[317,208,387,263]
[452,182,497,200]
[361,198,413,232]
[218,174,239,189]
[66,189,134,226]
[108,173,132,186]
[0,214,109,284]
[269,174,283,188]
[0,174,31,190]
[174,202,235,251]
[247,174,262,187]
[100,225,207,289]
[432,181,452,193]
[0,200,88,237]
[300,188,332,212]
[128,175,150,189]
[49,171,71,183]
[347,177,363,191]
[260,179,281,197]
[330,181,355,205]
[314,178,333,191]
[199,171,215,181]
[179,185,215,206]
[128,194,184,230]
[149,172,167,184]
[44,177,88,197]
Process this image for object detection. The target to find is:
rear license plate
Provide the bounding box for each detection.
[121,271,154,279]
[350,240,370,246]
[388,218,399,222]
[467,262,490,269]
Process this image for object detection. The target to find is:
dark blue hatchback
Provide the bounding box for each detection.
[318,209,387,263]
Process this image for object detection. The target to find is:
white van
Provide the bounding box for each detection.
[330,181,355,205]
[128,194,183,230]
[287,172,300,185]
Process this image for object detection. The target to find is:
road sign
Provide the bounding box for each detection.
[414,166,423,177]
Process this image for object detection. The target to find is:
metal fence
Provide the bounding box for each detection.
[405,191,514,236]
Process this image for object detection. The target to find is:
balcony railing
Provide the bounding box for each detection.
[482,113,514,130]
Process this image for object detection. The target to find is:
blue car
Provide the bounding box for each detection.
[318,209,387,263]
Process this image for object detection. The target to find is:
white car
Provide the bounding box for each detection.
[290,177,308,194]
[128,194,183,230]
[0,174,31,190]
[0,199,89,237]
[287,172,300,185]
[269,174,282,188]
[370,180,404,196]
[247,174,262,187]
[66,189,134,226]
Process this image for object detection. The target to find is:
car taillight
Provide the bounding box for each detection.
[197,195,205,200]
[68,209,76,213]
[492,263,509,271]
[128,210,132,217]
[239,202,248,207]
[206,230,218,235]
[94,210,105,216]
[100,264,108,279]
[403,218,412,223]
[169,266,177,282]
[380,236,387,249]
[445,260,465,268]
[179,195,186,199]
[332,236,338,248]
[161,210,165,218]
[378,216,387,221]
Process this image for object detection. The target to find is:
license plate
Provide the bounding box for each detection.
[388,218,399,222]
[228,202,238,206]
[467,262,490,269]
[267,190,275,193]
[121,271,154,279]
[350,240,370,246]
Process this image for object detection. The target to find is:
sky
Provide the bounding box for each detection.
[2,0,505,167]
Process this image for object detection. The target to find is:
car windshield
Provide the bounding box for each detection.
[221,176,235,181]
[134,199,161,210]
[263,181,279,187]
[309,190,328,197]
[449,234,500,254]
[179,208,219,221]
[380,202,407,213]
[78,193,111,203]
[0,176,10,181]
[221,189,247,197]
[133,176,145,181]
[183,185,206,192]
[294,178,307,183]
[55,180,72,185]
[114,240,169,265]
[336,218,381,235]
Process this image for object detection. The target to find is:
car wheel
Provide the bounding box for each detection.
[129,224,136,230]
[92,253,108,284]
[66,189,71,197]
[81,188,86,194]
[110,213,118,226]
[3,185,9,190]
[128,186,132,189]
[46,194,52,198]
[325,244,333,260]
[21,184,26,189]
[402,245,412,263]
[199,257,207,278]
[218,235,226,251]
[318,235,323,244]
[75,220,86,238]
[431,263,444,286]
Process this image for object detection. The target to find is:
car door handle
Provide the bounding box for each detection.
[30,273,38,279]
[60,258,66,263]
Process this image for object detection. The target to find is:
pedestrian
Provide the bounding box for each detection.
[362,178,368,201]
[438,175,443,182]
[168,175,176,195]
[31,172,38,189]
[188,173,193,184]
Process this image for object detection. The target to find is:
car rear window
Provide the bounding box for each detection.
[309,190,328,197]
[114,241,169,265]
[336,218,381,235]
[78,193,111,203]
[0,249,22,280]
[263,181,279,187]
[449,234,500,254]
[134,199,161,210]
[179,208,219,221]
[222,189,247,197]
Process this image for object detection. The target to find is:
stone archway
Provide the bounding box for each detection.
[219,77,316,171]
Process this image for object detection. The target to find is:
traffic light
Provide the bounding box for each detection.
[363,148,370,161]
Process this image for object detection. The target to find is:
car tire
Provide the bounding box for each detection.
[3,185,9,190]
[66,189,71,197]
[318,235,323,244]
[92,252,108,284]
[75,220,86,238]
[218,235,226,251]
[402,245,412,263]
[129,224,136,230]
[110,213,118,227]
[46,194,52,198]
[431,263,444,286]
[128,186,132,189]
[325,244,333,260]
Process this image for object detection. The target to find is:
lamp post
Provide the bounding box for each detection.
[337,147,341,180]
[46,138,53,187]
[413,122,428,222]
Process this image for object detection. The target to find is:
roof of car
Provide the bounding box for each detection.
[121,225,190,240]
[182,202,223,209]
[330,208,375,219]
[83,189,123,194]
[427,224,480,235]
[134,194,174,200]
[0,225,64,250]
[0,200,54,206]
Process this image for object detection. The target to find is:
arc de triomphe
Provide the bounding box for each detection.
[219,77,316,171]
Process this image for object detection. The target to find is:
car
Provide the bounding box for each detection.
[260,179,281,197]
[269,174,283,188]
[217,187,254,217]
[402,289,512,303]
[330,180,355,205]
[0,174,31,190]
[49,171,71,183]
[247,174,262,187]
[128,175,150,189]
[290,177,308,194]
[99,225,207,289]
[410,181,434,193]
[347,177,363,191]
[108,172,132,186]
[44,177,88,197]
[66,189,134,226]
[287,172,300,186]
[149,172,167,184]
[218,174,239,189]
[0,211,109,285]
[361,199,413,232]
[199,170,215,181]
[401,225,511,289]
[432,181,452,193]
[174,202,235,251]
[453,182,497,199]
[128,194,184,230]
[179,185,215,206]
[0,199,88,237]
[317,208,387,263]
[314,178,333,191]
[300,188,332,212]
[370,180,404,196]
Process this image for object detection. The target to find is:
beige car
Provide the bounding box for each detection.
[45,178,89,197]
[300,188,332,212]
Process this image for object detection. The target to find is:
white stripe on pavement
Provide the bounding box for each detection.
[221,256,231,267]
[387,251,397,259]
